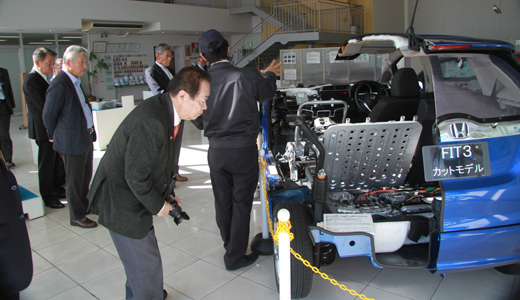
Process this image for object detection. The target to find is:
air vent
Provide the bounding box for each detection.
[82,21,145,32]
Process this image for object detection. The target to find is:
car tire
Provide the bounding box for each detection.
[494,263,520,275]
[273,202,313,299]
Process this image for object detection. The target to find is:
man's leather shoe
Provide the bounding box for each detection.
[163,289,168,300]
[6,161,15,168]
[70,217,98,228]
[226,252,259,270]
[176,175,188,181]
[45,200,65,209]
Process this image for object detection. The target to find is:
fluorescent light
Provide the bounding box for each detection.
[0,40,6,42]
[29,42,54,45]
[0,36,19,38]
[44,39,71,42]
[62,36,83,39]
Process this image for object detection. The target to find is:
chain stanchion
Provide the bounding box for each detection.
[260,158,375,300]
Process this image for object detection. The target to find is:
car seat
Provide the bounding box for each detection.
[369,68,422,122]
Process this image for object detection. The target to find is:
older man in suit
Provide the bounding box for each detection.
[23,47,66,209]
[0,151,33,300]
[88,66,209,300]
[145,43,188,182]
[43,45,97,228]
[0,67,16,168]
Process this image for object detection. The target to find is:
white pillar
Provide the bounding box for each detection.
[277,208,291,300]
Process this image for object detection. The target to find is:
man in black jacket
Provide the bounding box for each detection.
[88,67,209,300]
[0,151,33,300]
[195,29,282,270]
[0,67,16,168]
[145,43,188,182]
[23,47,66,209]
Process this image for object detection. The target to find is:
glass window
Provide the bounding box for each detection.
[430,53,520,121]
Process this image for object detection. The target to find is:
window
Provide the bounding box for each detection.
[430,54,520,121]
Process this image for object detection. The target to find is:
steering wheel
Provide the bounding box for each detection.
[354,81,389,114]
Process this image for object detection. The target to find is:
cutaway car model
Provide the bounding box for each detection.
[262,33,520,298]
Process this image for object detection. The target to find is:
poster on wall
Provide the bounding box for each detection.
[354,53,370,63]
[306,52,320,64]
[283,53,296,64]
[106,43,140,53]
[93,41,106,53]
[184,45,191,56]
[104,55,114,91]
[191,42,199,55]
[284,69,297,80]
[112,54,151,79]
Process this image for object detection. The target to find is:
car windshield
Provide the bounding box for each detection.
[430,53,520,121]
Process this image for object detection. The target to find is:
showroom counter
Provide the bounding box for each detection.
[92,96,136,151]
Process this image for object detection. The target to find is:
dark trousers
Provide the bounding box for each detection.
[109,228,163,300]
[35,139,65,204]
[60,134,93,221]
[208,145,259,269]
[0,101,13,162]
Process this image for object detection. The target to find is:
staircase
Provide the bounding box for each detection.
[229,1,362,68]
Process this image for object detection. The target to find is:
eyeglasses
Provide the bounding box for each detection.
[161,54,173,58]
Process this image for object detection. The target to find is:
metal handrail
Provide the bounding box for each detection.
[230,1,362,66]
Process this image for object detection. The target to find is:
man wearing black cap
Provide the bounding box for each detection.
[196,29,282,270]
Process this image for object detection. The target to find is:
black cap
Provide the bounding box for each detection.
[198,29,225,53]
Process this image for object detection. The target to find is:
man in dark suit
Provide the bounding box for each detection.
[145,43,188,182]
[88,67,209,300]
[0,151,33,300]
[43,45,97,228]
[23,47,66,209]
[0,67,16,168]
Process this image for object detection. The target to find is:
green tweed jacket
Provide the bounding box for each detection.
[87,93,176,239]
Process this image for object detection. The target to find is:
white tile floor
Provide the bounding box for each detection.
[7,114,520,300]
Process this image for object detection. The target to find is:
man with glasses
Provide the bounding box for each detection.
[145,43,188,182]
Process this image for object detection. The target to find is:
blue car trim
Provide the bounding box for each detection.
[441,136,520,232]
[436,223,520,271]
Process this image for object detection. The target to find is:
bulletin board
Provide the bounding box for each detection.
[112,54,151,78]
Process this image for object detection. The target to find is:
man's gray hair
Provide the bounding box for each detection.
[32,47,57,64]
[63,45,88,63]
[155,43,171,55]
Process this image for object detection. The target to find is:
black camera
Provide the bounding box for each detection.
[166,195,190,225]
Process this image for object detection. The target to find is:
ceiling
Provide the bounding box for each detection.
[0,33,84,46]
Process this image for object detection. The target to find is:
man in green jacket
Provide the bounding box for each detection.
[87,66,209,299]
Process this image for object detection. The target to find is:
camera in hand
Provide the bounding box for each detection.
[167,195,190,225]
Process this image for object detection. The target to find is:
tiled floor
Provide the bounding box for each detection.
[7,114,520,300]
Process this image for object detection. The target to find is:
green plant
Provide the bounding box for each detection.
[87,53,108,97]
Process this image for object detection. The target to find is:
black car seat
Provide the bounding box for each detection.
[369,68,422,122]
[406,96,438,186]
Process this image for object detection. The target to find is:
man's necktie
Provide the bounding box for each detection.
[174,124,180,140]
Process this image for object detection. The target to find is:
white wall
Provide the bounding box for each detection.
[87,33,203,101]
[0,0,255,109]
[372,0,405,33]
[0,0,252,35]
[406,0,520,41]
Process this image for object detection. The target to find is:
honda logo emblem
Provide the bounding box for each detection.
[449,122,470,139]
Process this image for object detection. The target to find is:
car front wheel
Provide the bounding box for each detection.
[273,202,314,299]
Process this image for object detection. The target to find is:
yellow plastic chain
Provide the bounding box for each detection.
[260,157,374,300]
